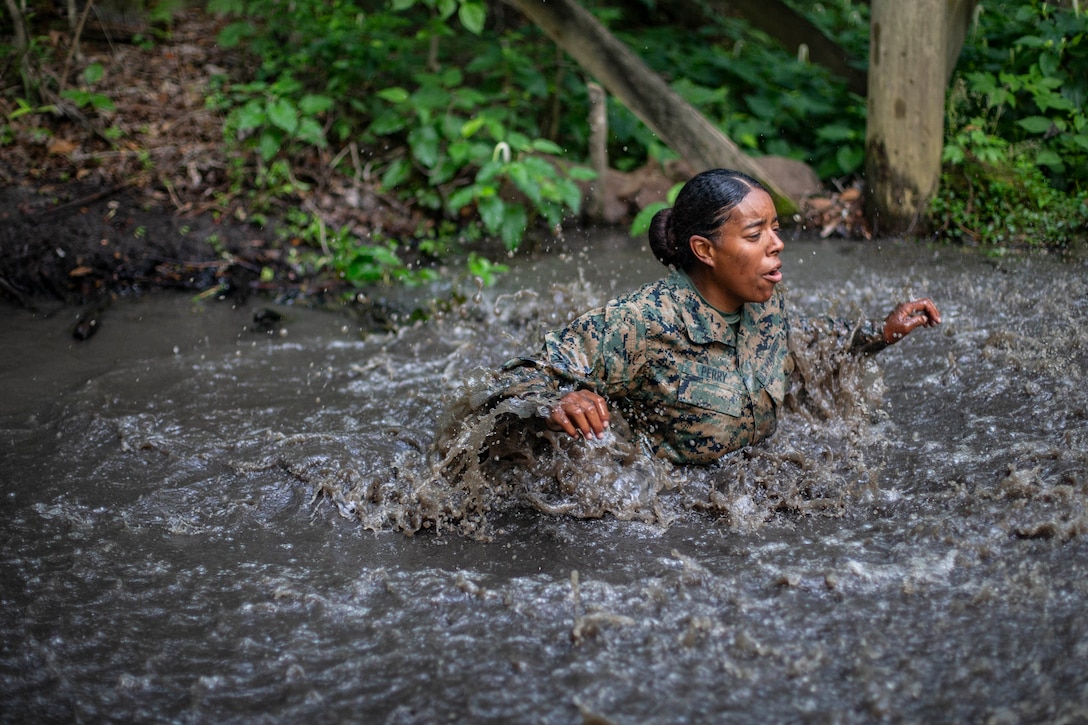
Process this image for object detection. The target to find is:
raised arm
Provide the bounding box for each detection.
[852,298,942,354]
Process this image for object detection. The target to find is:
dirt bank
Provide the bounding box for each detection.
[0,8,424,312]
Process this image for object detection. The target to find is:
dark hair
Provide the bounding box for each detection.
[648,169,766,270]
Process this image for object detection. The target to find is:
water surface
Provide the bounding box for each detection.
[2,233,1086,723]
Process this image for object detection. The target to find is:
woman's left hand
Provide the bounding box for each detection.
[883,298,942,344]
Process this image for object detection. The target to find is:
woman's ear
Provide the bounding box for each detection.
[689,235,716,267]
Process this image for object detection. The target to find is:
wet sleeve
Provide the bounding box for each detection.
[796,315,887,356]
[493,303,644,409]
[849,319,889,356]
[543,303,645,398]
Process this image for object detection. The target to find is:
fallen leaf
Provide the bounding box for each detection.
[48,139,79,155]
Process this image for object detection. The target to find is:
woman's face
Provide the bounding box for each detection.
[692,189,784,313]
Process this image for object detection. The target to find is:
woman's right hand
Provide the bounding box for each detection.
[547,390,611,440]
[883,298,942,344]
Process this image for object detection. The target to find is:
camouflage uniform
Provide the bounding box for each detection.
[499,269,885,464]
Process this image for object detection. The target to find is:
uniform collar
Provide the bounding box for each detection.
[671,268,752,346]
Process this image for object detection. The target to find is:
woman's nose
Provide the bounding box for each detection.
[768,229,784,254]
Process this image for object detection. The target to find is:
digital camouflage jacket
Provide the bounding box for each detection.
[499,269,885,464]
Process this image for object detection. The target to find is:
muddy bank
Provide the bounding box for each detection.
[0,183,295,307]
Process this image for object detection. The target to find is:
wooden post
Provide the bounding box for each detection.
[586,82,608,222]
[865,0,950,234]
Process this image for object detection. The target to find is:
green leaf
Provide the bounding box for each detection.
[368,110,407,136]
[299,94,334,115]
[89,94,115,112]
[459,2,486,34]
[368,245,403,267]
[499,204,527,250]
[381,158,412,189]
[476,159,503,184]
[508,164,541,205]
[530,138,563,155]
[258,130,282,161]
[446,185,476,212]
[815,124,857,142]
[60,89,91,107]
[266,98,298,134]
[408,124,441,168]
[376,87,410,104]
[631,201,667,236]
[83,62,104,85]
[556,177,582,213]
[461,117,485,138]
[1017,116,1054,134]
[567,165,598,182]
[439,68,464,88]
[216,21,253,48]
[1014,34,1047,48]
[478,195,504,233]
[207,0,245,14]
[410,85,451,113]
[835,145,864,175]
[436,0,457,20]
[1035,149,1064,169]
[1038,51,1060,77]
[296,117,326,147]
[235,100,266,131]
[942,144,966,165]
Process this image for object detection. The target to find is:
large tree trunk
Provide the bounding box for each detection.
[503,0,799,215]
[864,0,947,234]
[865,0,977,234]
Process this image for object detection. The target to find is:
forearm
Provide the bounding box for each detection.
[849,318,889,356]
[794,315,887,357]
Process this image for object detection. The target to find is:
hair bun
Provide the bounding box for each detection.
[648,208,676,267]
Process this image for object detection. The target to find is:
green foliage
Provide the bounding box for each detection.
[1,97,56,145]
[930,1,1088,248]
[466,252,508,286]
[208,74,331,163]
[952,0,1088,192]
[630,180,684,237]
[60,62,115,114]
[206,0,595,277]
[285,210,440,287]
[932,117,1087,247]
[614,11,868,179]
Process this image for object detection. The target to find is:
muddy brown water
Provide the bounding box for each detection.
[2,232,1087,723]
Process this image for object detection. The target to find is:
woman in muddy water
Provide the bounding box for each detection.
[494,168,941,465]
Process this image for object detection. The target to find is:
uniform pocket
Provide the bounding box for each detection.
[677,375,746,418]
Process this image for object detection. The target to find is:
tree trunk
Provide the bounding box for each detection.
[865,0,977,234]
[945,0,978,83]
[864,0,948,234]
[503,0,799,215]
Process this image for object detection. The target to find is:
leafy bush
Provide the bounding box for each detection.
[930,142,1087,249]
[952,0,1088,193]
[930,1,1088,247]
[207,0,593,265]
